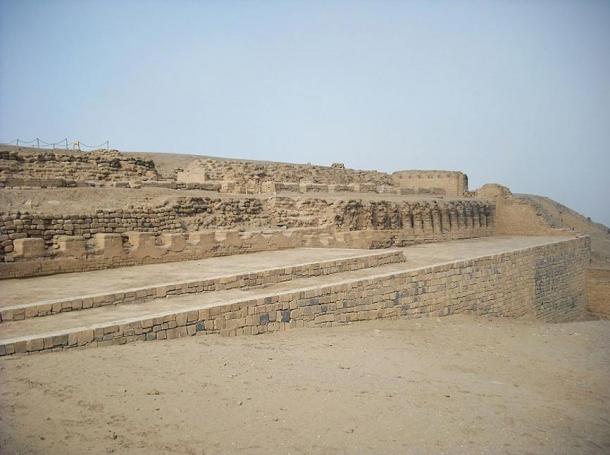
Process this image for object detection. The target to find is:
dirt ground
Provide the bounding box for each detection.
[1,315,608,455]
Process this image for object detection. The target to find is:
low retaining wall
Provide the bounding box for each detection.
[0,227,333,279]
[587,268,610,319]
[0,236,590,355]
[0,250,405,322]
[392,171,468,197]
[0,198,494,260]
[260,181,397,195]
[0,220,495,279]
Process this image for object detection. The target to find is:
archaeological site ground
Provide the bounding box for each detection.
[0,146,608,454]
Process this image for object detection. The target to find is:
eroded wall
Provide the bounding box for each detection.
[177,158,393,187]
[0,150,159,182]
[0,198,494,262]
[1,212,494,278]
[587,268,610,319]
[391,171,468,196]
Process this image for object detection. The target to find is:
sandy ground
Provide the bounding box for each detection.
[1,315,608,455]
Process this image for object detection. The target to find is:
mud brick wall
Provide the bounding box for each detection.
[587,268,610,319]
[0,198,495,264]
[260,181,397,195]
[391,171,468,196]
[0,208,184,254]
[493,197,560,235]
[0,227,340,278]
[0,177,81,189]
[331,199,493,232]
[0,149,159,181]
[0,197,266,256]
[480,192,572,237]
[178,197,267,230]
[177,158,394,186]
[268,197,494,232]
[0,220,495,279]
[0,237,589,355]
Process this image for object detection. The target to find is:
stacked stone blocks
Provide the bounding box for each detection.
[0,250,405,322]
[0,236,589,356]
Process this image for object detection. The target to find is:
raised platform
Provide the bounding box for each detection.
[0,236,590,356]
[0,248,405,320]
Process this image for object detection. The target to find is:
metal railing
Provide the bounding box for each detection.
[2,138,110,151]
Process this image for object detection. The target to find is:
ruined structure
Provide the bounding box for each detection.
[0,146,607,355]
[391,170,468,196]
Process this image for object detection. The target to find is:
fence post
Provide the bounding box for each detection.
[36,138,40,148]
[16,139,19,147]
[65,138,68,149]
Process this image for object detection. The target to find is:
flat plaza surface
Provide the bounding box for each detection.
[1,315,608,454]
[0,247,386,307]
[0,235,568,308]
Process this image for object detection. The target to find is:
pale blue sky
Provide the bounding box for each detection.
[1,0,608,225]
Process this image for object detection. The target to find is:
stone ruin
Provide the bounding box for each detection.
[0,146,606,355]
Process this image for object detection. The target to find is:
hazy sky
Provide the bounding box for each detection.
[1,0,608,225]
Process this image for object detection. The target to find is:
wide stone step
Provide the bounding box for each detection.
[0,248,405,322]
[0,235,585,357]
[0,262,409,355]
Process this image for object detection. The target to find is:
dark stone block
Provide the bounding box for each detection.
[260,313,270,325]
[280,310,290,323]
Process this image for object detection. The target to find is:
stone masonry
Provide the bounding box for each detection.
[0,236,590,356]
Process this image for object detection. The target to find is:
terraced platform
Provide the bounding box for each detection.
[0,247,404,321]
[0,235,587,356]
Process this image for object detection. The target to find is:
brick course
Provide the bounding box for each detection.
[0,236,590,356]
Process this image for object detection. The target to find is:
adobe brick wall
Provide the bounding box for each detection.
[587,268,610,319]
[475,185,573,237]
[391,171,468,196]
[176,158,393,187]
[0,227,332,279]
[0,215,495,279]
[0,198,495,263]
[0,236,590,355]
[0,149,159,182]
[492,197,569,236]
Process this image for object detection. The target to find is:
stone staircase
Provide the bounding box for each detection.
[0,235,588,357]
[0,247,406,355]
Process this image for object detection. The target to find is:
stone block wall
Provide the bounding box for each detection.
[0,250,405,321]
[587,268,610,319]
[0,236,589,355]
